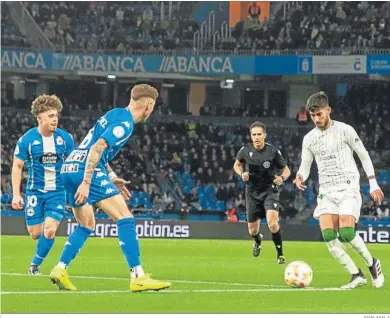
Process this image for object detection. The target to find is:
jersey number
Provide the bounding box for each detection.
[27,195,38,207]
[79,128,95,149]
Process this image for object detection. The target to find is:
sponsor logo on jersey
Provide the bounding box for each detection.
[122,121,130,128]
[40,153,59,164]
[101,180,109,187]
[32,140,41,146]
[105,188,115,194]
[61,163,79,173]
[263,161,270,168]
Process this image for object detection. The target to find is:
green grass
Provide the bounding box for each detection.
[1,236,389,313]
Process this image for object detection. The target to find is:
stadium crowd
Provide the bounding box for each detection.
[1,82,390,220]
[226,1,390,51]
[2,1,390,51]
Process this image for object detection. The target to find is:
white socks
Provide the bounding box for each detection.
[349,234,374,267]
[131,265,145,279]
[57,262,67,269]
[326,239,359,275]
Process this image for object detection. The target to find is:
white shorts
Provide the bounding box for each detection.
[313,189,362,223]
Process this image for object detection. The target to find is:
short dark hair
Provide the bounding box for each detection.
[306,91,329,112]
[250,121,266,133]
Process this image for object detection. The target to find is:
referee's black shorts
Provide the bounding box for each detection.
[245,187,280,223]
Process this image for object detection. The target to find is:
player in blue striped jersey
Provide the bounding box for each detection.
[12,94,74,275]
[50,84,171,292]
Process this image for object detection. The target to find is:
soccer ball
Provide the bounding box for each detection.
[284,261,313,288]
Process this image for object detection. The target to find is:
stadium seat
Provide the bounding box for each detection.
[216,201,226,211]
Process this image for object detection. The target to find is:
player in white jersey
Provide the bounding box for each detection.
[293,91,384,289]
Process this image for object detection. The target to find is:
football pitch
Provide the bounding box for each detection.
[1,236,389,313]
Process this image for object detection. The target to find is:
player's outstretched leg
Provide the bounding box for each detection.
[98,195,171,292]
[339,226,384,288]
[322,228,367,289]
[266,210,285,264]
[50,205,95,291]
[248,220,262,257]
[29,218,59,275]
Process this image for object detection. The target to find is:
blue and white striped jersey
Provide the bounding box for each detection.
[14,127,74,192]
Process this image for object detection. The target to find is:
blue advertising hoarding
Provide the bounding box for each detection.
[1,50,256,75]
[0,49,298,75]
[1,49,389,75]
[367,54,390,74]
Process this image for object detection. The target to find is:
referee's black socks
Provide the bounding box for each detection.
[251,232,262,246]
[272,229,283,257]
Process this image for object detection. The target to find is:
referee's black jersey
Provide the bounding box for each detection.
[236,142,287,191]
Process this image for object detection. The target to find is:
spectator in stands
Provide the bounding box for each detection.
[376,200,389,218]
[225,203,238,223]
[362,199,376,216]
[296,107,309,125]
[248,2,261,23]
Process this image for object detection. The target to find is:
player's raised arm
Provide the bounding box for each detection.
[345,125,384,204]
[294,136,314,190]
[11,139,27,210]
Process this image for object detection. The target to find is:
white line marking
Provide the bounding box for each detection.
[1,273,286,288]
[1,287,349,295]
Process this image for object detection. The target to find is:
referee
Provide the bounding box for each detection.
[234,122,291,264]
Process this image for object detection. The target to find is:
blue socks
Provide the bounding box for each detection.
[117,217,141,267]
[59,225,93,266]
[31,235,55,266]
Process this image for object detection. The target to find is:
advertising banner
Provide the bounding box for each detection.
[312,55,367,74]
[367,54,390,74]
[1,50,255,75]
[1,49,312,75]
[3,216,387,243]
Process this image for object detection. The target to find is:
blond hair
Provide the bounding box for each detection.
[31,94,63,117]
[131,84,159,102]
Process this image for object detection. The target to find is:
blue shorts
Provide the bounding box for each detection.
[25,190,66,226]
[61,167,120,208]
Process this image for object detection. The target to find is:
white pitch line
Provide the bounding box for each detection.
[1,287,349,295]
[1,272,287,288]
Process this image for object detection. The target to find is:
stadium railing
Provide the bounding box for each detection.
[1,107,313,131]
[3,45,390,56]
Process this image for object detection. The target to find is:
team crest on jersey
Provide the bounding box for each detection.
[113,126,125,138]
[263,161,270,168]
[56,136,64,145]
[27,207,34,217]
[249,152,253,158]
